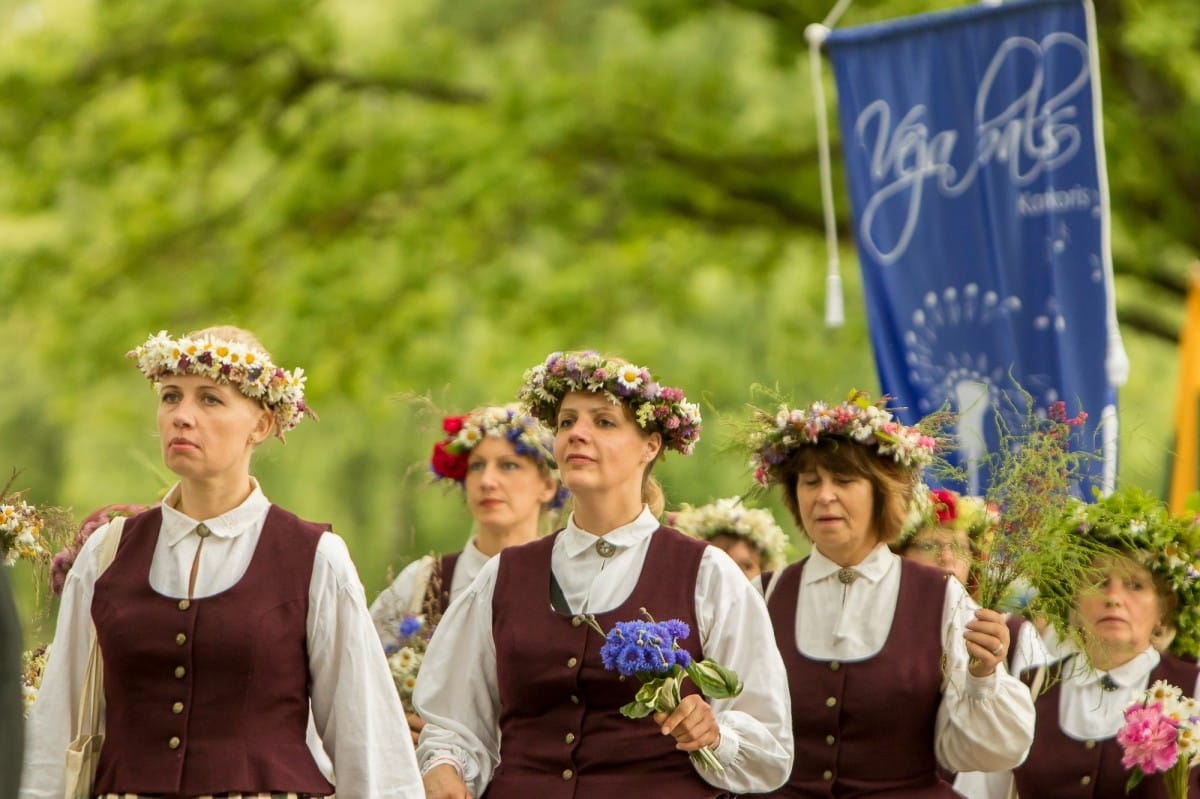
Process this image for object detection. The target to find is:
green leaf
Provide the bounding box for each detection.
[686,659,743,699]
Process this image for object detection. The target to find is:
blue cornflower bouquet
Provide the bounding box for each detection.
[586,609,743,772]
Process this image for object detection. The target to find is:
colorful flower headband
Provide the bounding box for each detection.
[1,498,47,566]
[518,351,702,455]
[430,405,569,509]
[898,487,1000,547]
[128,331,314,439]
[744,389,938,487]
[668,497,788,571]
[1058,488,1200,659]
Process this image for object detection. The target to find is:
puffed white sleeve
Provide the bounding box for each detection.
[413,556,501,797]
[693,547,795,793]
[307,532,423,798]
[19,522,114,799]
[934,579,1036,774]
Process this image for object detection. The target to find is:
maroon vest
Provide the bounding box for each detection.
[91,505,335,796]
[765,557,957,798]
[1014,653,1200,799]
[486,526,723,799]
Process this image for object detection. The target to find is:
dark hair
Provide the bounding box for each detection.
[777,438,916,545]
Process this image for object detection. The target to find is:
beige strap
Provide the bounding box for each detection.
[75,516,125,739]
[408,555,436,617]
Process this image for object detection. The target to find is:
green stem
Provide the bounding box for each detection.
[689,745,724,772]
[1166,760,1190,799]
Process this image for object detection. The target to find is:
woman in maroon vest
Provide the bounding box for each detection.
[20,326,423,798]
[743,391,1036,797]
[973,488,1200,799]
[370,404,566,742]
[416,350,794,799]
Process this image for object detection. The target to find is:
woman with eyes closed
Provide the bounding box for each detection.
[20,326,422,799]
[742,391,1035,798]
[369,404,565,741]
[414,350,793,799]
[966,489,1200,799]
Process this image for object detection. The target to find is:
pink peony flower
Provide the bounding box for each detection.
[1117,702,1180,774]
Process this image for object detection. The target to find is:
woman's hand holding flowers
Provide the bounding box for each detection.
[964,607,1010,678]
[655,693,722,753]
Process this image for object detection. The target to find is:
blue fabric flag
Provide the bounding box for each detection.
[826,0,1122,497]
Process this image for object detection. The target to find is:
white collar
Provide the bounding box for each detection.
[159,479,271,546]
[802,542,896,586]
[560,506,659,558]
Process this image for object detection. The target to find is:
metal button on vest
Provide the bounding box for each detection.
[168,736,181,750]
[1084,740,1096,749]
[571,615,583,627]
[174,666,186,679]
[822,770,833,781]
[567,657,578,668]
[565,732,576,744]
[825,696,837,707]
[1080,776,1091,786]
[825,735,835,745]
[175,633,187,646]
[562,769,574,780]
[570,695,579,704]
[829,661,840,671]
[177,599,190,611]
[172,701,184,714]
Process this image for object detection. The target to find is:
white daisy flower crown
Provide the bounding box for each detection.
[518,350,702,455]
[668,496,788,571]
[745,389,938,487]
[128,330,315,440]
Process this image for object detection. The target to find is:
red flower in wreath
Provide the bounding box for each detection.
[930,488,958,524]
[430,441,469,482]
[442,415,466,435]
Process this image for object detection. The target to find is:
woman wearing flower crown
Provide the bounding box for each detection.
[415,351,793,799]
[669,496,789,580]
[742,390,1035,797]
[20,326,422,798]
[369,404,565,739]
[966,488,1200,799]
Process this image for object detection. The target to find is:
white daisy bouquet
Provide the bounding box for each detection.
[386,613,431,713]
[1117,679,1200,798]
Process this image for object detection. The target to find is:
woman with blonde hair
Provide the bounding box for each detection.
[967,488,1200,798]
[21,326,421,798]
[416,350,793,799]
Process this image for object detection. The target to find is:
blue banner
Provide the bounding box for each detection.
[826,0,1121,496]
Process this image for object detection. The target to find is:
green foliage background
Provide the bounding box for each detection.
[1,0,1196,643]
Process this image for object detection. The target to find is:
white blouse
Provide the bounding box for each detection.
[956,645,1200,798]
[414,506,795,796]
[775,544,1036,775]
[369,534,491,650]
[19,481,423,799]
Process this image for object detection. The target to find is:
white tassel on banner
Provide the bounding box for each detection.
[807,0,854,329]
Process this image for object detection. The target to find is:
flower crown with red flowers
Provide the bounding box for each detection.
[518,350,702,455]
[430,405,569,509]
[898,486,1000,546]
